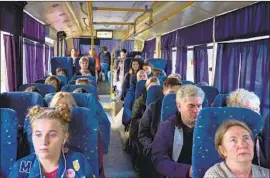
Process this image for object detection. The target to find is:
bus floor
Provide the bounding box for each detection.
[99,95,137,178]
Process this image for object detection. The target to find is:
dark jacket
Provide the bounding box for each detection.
[151,114,191,178]
[99,51,111,65]
[129,93,147,143]
[138,98,163,156]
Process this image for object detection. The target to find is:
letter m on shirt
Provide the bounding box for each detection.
[19,161,32,173]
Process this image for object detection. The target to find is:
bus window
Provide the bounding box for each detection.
[171,47,177,74]
[186,49,194,82]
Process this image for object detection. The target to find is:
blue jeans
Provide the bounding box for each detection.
[101,63,110,80]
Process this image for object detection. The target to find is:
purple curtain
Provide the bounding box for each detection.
[120,40,134,51]
[24,39,36,83]
[162,49,172,74]
[36,43,44,79]
[3,35,17,91]
[215,2,270,41]
[176,19,213,47]
[23,12,45,43]
[64,40,68,56]
[143,38,156,59]
[176,47,187,80]
[239,39,270,116]
[73,38,80,54]
[50,47,54,58]
[100,40,120,53]
[194,45,209,83]
[45,45,49,73]
[214,43,241,94]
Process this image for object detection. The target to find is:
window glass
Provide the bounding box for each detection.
[1,32,8,92]
[186,49,194,82]
[171,47,177,74]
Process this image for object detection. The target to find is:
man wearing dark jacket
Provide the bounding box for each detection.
[151,85,205,178]
[137,77,182,178]
[99,46,111,81]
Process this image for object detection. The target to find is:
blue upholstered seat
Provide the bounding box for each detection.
[212,94,229,107]
[146,85,164,106]
[18,83,56,97]
[70,75,96,82]
[0,108,18,177]
[122,87,135,127]
[146,58,167,71]
[50,57,73,80]
[181,80,194,85]
[135,80,146,99]
[161,94,177,121]
[44,93,111,153]
[24,107,99,177]
[0,92,44,127]
[61,85,98,97]
[68,80,97,87]
[192,107,264,178]
[199,86,219,106]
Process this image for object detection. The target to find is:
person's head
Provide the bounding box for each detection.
[143,62,153,75]
[79,56,89,71]
[24,86,41,94]
[227,89,260,114]
[153,68,162,77]
[145,77,160,91]
[28,105,71,161]
[163,78,182,95]
[168,73,182,81]
[73,88,89,93]
[215,120,254,164]
[102,46,108,53]
[120,49,127,58]
[56,68,67,76]
[75,78,89,86]
[134,54,141,58]
[45,75,61,92]
[50,92,77,108]
[136,70,148,82]
[130,59,140,73]
[70,48,78,58]
[176,85,205,128]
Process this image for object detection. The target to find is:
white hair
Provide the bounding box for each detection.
[176,84,205,103]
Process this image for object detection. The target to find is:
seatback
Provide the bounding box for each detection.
[24,107,99,177]
[199,86,219,106]
[135,80,146,99]
[0,92,44,127]
[161,94,177,121]
[212,94,229,107]
[18,83,56,97]
[127,51,142,58]
[50,57,73,80]
[44,93,111,153]
[122,87,135,126]
[192,107,264,178]
[146,58,167,71]
[158,76,167,86]
[34,79,45,84]
[146,85,164,106]
[68,80,97,87]
[0,109,18,177]
[74,57,96,76]
[181,80,194,85]
[70,75,96,82]
[61,85,98,97]
[55,75,68,85]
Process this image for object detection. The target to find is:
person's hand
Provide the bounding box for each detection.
[188,166,192,178]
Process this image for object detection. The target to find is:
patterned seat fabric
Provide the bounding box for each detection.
[0,109,18,177]
[212,94,229,107]
[61,85,98,97]
[146,58,167,71]
[135,80,146,99]
[0,92,44,127]
[50,57,74,80]
[24,107,99,177]
[44,93,111,153]
[161,94,177,121]
[18,83,56,97]
[199,86,219,106]
[146,85,164,106]
[192,107,264,178]
[74,57,96,76]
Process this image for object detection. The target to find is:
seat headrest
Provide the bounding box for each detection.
[212,94,229,107]
[61,85,98,97]
[135,80,146,99]
[161,93,177,121]
[18,83,56,97]
[146,58,167,71]
[50,57,73,80]
[146,85,164,106]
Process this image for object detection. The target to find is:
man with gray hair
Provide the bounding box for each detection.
[151,84,205,178]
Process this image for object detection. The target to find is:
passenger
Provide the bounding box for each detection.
[168,73,182,81]
[143,62,153,76]
[88,48,101,75]
[44,75,61,92]
[136,70,148,82]
[227,88,269,169]
[49,92,77,108]
[99,46,111,81]
[153,68,162,77]
[138,77,182,178]
[128,77,160,171]
[151,84,205,178]
[75,78,90,86]
[134,53,142,58]
[24,86,41,94]
[113,59,124,101]
[121,58,143,100]
[8,105,94,177]
[75,56,93,76]
[56,68,67,76]
[70,48,79,60]
[114,49,127,71]
[73,88,89,93]
[204,120,269,178]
